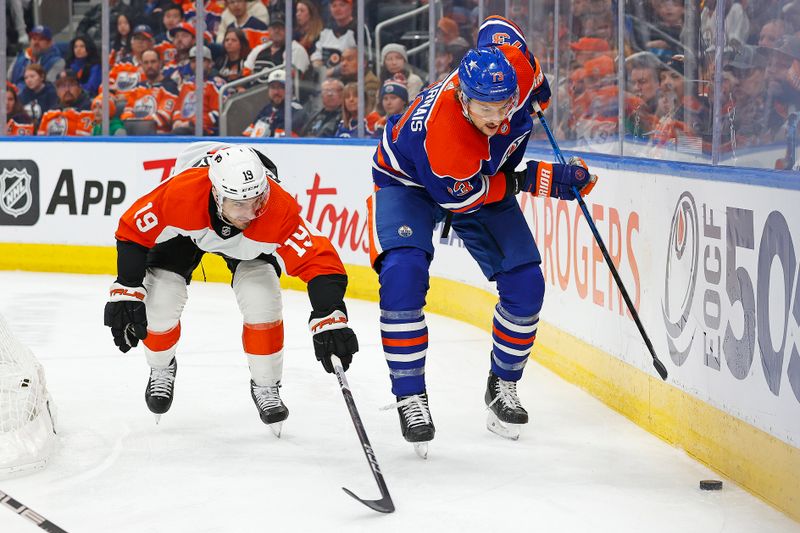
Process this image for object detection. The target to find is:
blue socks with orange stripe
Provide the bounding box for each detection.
[380,309,428,397]
[491,304,538,381]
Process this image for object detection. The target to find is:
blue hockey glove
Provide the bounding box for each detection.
[518,157,597,200]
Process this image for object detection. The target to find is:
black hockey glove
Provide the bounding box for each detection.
[309,310,359,373]
[104,282,148,353]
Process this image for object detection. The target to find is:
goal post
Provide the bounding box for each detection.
[0,313,57,478]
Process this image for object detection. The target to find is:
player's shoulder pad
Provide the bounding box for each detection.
[477,15,528,54]
[498,44,538,100]
[248,178,303,240]
[423,77,491,181]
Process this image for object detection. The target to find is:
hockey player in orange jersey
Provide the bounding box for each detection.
[103,143,359,435]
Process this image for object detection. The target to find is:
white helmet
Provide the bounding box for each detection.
[208,146,270,201]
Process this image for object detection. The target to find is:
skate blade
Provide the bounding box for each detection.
[268,421,283,438]
[153,414,162,425]
[486,411,520,440]
[413,442,429,459]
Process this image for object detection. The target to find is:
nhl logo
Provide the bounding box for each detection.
[0,168,33,218]
[221,225,231,237]
[397,225,413,238]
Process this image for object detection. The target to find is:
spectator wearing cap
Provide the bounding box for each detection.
[301,77,344,137]
[36,70,95,137]
[164,22,197,84]
[758,36,800,141]
[311,0,371,71]
[129,25,156,66]
[8,25,66,89]
[216,28,251,82]
[155,3,184,43]
[328,47,379,113]
[54,70,93,111]
[569,37,611,68]
[66,36,102,97]
[245,16,311,76]
[243,69,307,137]
[379,43,423,99]
[295,0,324,54]
[217,0,268,45]
[112,13,134,64]
[653,55,706,140]
[366,79,409,138]
[5,83,35,136]
[19,64,59,124]
[172,45,226,135]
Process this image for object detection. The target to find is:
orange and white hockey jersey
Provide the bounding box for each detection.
[38,108,94,136]
[172,75,225,135]
[121,83,179,133]
[115,165,346,282]
[7,119,34,136]
[110,63,142,95]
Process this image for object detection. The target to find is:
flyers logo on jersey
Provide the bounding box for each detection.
[449,180,474,197]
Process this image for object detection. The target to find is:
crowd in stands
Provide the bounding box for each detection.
[3,0,799,165]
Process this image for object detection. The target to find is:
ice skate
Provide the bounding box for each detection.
[485,371,528,440]
[250,380,289,437]
[145,358,177,424]
[383,392,434,459]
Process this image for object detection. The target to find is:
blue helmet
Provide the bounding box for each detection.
[457,47,517,102]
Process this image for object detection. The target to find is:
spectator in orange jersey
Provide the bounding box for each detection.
[38,71,95,136]
[5,83,34,136]
[110,62,143,96]
[172,46,226,135]
[122,49,180,134]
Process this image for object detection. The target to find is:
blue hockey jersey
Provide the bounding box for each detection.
[371,18,547,214]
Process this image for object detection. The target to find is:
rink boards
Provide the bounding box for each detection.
[0,137,798,522]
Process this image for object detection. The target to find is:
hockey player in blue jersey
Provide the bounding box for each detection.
[368,16,597,455]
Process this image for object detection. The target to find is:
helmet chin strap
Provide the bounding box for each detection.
[211,186,238,226]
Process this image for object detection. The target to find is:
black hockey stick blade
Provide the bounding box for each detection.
[652,356,668,381]
[341,487,395,514]
[331,355,396,514]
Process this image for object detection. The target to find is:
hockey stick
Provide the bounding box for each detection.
[330,355,395,514]
[531,102,668,381]
[0,489,69,533]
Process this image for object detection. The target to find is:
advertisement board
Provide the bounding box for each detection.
[1,139,798,449]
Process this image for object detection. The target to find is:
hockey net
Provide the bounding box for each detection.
[0,313,57,478]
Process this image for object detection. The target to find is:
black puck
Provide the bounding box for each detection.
[699,479,723,491]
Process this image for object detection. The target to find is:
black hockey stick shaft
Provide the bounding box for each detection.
[532,103,668,381]
[331,355,395,514]
[0,489,69,533]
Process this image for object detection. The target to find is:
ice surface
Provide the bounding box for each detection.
[0,271,797,533]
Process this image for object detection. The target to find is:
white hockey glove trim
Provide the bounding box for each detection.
[309,309,349,334]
